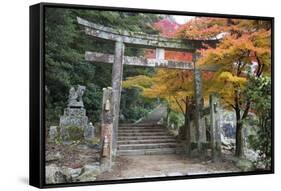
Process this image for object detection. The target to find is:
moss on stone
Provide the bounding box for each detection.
[64,126,84,142]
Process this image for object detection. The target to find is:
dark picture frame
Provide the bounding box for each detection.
[30,2,274,188]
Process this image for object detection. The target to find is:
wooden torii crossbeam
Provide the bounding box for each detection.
[77,17,219,155]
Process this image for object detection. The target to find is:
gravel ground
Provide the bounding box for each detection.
[96,154,241,180]
[46,141,100,169]
[46,141,241,181]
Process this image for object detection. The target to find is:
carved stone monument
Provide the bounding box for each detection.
[67,86,85,108]
[59,85,90,142]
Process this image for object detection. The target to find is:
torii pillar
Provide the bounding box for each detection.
[193,53,206,155]
[111,41,125,156]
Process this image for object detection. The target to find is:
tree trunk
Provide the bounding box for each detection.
[179,115,187,140]
[176,96,187,140]
[165,106,171,127]
[185,97,191,155]
[235,108,244,158]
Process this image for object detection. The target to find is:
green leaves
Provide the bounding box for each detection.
[45,8,163,125]
[245,76,271,169]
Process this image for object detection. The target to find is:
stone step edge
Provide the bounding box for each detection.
[117,148,183,156]
[117,136,175,140]
[118,132,171,136]
[118,129,166,132]
[118,142,177,147]
[119,124,163,127]
[117,139,177,143]
[118,143,179,150]
[118,127,166,131]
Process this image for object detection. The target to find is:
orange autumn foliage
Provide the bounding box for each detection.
[124,17,271,117]
[145,18,193,62]
[176,17,271,109]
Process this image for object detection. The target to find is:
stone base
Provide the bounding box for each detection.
[60,108,88,128]
[59,107,89,143]
[60,125,84,142]
[63,107,86,116]
[60,115,88,128]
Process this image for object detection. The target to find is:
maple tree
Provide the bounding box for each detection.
[177,17,271,157]
[123,17,271,158]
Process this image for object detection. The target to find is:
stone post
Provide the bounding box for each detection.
[49,126,58,141]
[193,53,206,154]
[111,41,125,156]
[156,48,165,60]
[209,93,222,162]
[101,87,113,170]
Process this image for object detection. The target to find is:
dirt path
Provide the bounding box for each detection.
[96,154,240,180]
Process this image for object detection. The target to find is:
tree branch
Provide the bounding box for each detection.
[255,51,264,77]
[242,100,251,119]
[173,96,185,114]
[236,59,242,76]
[181,98,187,104]
[222,97,236,110]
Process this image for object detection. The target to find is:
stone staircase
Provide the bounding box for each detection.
[117,123,182,156]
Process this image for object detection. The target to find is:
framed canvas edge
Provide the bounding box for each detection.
[40,2,274,20]
[30,3,45,188]
[29,2,275,189]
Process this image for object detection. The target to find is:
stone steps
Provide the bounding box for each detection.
[118,127,164,131]
[118,142,177,150]
[117,139,176,145]
[118,135,175,140]
[118,132,170,137]
[119,123,161,127]
[118,129,165,133]
[117,148,181,156]
[117,123,182,156]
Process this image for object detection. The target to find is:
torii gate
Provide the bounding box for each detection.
[77,17,221,160]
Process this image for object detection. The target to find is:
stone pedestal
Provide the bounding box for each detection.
[59,108,89,141]
[60,108,88,128]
